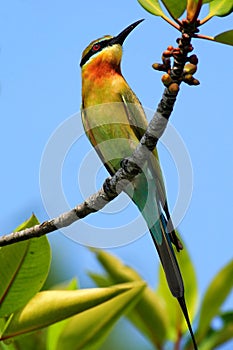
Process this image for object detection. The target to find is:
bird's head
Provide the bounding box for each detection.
[80,19,144,69]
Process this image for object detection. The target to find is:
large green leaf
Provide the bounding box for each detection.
[0,215,51,317]
[0,282,145,340]
[208,0,233,17]
[46,279,78,350]
[90,271,167,348]
[137,0,165,17]
[93,250,168,347]
[55,282,145,350]
[214,30,233,46]
[156,239,198,341]
[161,0,186,19]
[197,259,233,341]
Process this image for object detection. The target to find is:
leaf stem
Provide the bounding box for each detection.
[190,0,203,23]
[194,33,215,41]
[161,14,181,31]
[174,329,182,350]
[199,14,213,25]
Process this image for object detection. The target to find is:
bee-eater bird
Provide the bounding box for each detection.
[80,20,198,349]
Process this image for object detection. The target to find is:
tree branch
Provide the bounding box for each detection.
[0,32,194,247]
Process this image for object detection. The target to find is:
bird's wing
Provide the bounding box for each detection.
[120,88,167,207]
[120,88,183,250]
[81,108,116,175]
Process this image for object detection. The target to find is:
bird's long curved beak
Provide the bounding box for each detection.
[109,19,144,46]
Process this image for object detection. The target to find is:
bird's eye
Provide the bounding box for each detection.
[92,43,101,51]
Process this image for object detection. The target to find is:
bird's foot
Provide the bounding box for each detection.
[103,177,117,199]
[120,157,142,176]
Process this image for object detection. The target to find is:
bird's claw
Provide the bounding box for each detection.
[120,157,142,176]
[103,177,117,198]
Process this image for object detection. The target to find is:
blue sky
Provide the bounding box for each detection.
[0,1,233,349]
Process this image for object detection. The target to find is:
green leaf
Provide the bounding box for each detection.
[0,282,145,341]
[214,30,233,46]
[89,271,169,348]
[88,273,114,288]
[137,0,165,17]
[93,250,168,347]
[46,279,79,350]
[198,322,233,350]
[47,319,69,350]
[220,310,233,324]
[157,239,198,341]
[161,0,186,19]
[14,330,47,350]
[49,278,78,291]
[0,341,16,350]
[14,214,39,232]
[208,0,233,17]
[0,319,5,333]
[0,215,51,317]
[197,259,233,341]
[55,282,145,350]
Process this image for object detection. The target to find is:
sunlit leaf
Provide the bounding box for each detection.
[88,270,162,344]
[137,0,165,17]
[197,260,233,341]
[214,30,233,46]
[157,239,198,340]
[161,0,186,19]
[93,249,168,347]
[14,214,39,232]
[49,278,78,291]
[0,215,51,317]
[208,0,233,17]
[0,282,145,341]
[46,279,79,350]
[55,282,145,350]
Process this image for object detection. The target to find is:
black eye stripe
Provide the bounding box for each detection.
[80,39,110,67]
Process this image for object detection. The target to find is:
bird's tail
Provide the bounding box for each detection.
[125,170,198,349]
[150,214,198,350]
[150,213,184,298]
